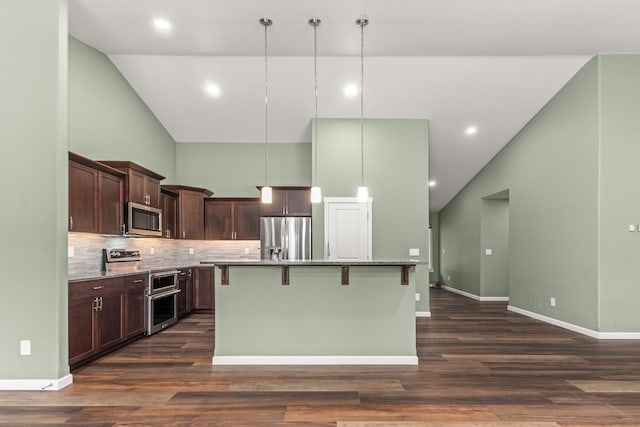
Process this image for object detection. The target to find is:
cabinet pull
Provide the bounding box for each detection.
[69,216,73,230]
[132,279,143,283]
[92,286,105,290]
[121,223,126,234]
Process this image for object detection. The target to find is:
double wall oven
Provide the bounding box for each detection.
[147,269,181,335]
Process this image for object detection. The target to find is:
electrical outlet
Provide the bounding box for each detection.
[415,293,420,301]
[485,249,492,255]
[68,246,74,258]
[409,248,420,256]
[189,248,194,255]
[629,224,637,232]
[550,297,556,307]
[447,275,451,281]
[20,340,31,356]
[150,247,155,255]
[244,248,250,255]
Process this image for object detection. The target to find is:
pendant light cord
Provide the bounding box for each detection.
[262,19,270,187]
[312,19,319,188]
[359,18,367,188]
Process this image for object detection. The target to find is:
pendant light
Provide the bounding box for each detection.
[356,17,369,203]
[260,18,273,204]
[309,18,322,204]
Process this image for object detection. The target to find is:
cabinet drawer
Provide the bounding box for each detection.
[70,277,124,300]
[124,274,147,290]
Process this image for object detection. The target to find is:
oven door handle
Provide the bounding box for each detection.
[149,288,181,300]
[150,270,180,278]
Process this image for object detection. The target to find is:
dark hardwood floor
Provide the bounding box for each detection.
[2,288,640,426]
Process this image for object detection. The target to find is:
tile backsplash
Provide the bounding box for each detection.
[68,232,260,276]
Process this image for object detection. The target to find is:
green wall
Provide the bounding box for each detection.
[429,213,440,283]
[176,143,311,196]
[440,57,602,331]
[68,37,177,182]
[312,119,430,312]
[480,197,510,297]
[0,0,69,381]
[598,55,640,331]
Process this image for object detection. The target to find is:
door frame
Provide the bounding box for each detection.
[323,197,373,261]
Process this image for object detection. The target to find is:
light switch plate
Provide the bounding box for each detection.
[20,340,31,356]
[188,248,194,255]
[67,246,74,258]
[485,249,492,255]
[409,248,420,256]
[629,224,637,232]
[150,247,155,255]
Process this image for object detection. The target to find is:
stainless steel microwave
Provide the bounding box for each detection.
[126,202,162,237]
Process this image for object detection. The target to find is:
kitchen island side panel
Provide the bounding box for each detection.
[213,266,416,360]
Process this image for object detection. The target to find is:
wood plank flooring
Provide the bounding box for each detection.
[2,288,640,426]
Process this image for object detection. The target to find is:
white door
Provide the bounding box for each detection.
[324,197,372,261]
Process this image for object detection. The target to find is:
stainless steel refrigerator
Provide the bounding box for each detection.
[260,217,312,261]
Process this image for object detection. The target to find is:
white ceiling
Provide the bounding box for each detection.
[68,0,640,211]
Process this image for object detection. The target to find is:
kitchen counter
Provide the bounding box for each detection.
[209,261,418,365]
[68,265,198,283]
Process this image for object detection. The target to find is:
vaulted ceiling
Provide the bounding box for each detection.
[69,0,640,211]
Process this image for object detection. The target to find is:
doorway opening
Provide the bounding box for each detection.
[480,190,510,300]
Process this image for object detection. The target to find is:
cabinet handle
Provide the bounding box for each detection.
[132,279,143,283]
[121,223,126,234]
[92,286,105,290]
[69,216,73,230]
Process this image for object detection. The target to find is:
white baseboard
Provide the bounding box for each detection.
[0,374,73,391]
[509,305,640,340]
[213,355,418,365]
[442,285,508,302]
[416,311,432,317]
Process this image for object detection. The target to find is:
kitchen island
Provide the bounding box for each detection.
[201,260,419,365]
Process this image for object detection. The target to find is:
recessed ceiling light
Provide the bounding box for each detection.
[153,18,172,31]
[429,180,436,187]
[343,83,359,98]
[465,126,478,136]
[203,82,221,98]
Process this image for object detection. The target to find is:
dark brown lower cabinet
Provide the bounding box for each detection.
[194,267,214,310]
[124,274,147,339]
[69,277,125,367]
[178,268,194,318]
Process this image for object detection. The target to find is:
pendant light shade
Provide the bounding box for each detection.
[309,17,322,204]
[260,18,273,204]
[356,17,369,202]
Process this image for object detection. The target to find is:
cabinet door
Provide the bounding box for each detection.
[180,191,205,239]
[235,200,261,240]
[146,177,161,208]
[194,267,214,310]
[98,171,123,235]
[205,200,234,240]
[161,193,177,239]
[186,276,194,312]
[68,296,97,366]
[69,161,98,232]
[260,189,286,216]
[177,276,188,318]
[285,189,312,216]
[124,275,146,338]
[128,169,147,205]
[98,290,125,352]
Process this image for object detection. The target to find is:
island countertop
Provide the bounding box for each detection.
[200,259,421,266]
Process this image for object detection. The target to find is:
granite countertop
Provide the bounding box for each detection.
[68,264,198,284]
[199,260,422,267]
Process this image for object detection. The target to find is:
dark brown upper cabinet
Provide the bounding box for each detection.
[99,161,165,209]
[69,152,125,235]
[160,187,178,239]
[162,185,213,240]
[205,198,260,240]
[258,186,311,217]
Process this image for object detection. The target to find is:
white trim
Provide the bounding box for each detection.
[480,296,509,302]
[442,286,508,302]
[508,305,600,339]
[599,332,640,340]
[0,374,73,391]
[416,311,432,317]
[213,355,418,365]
